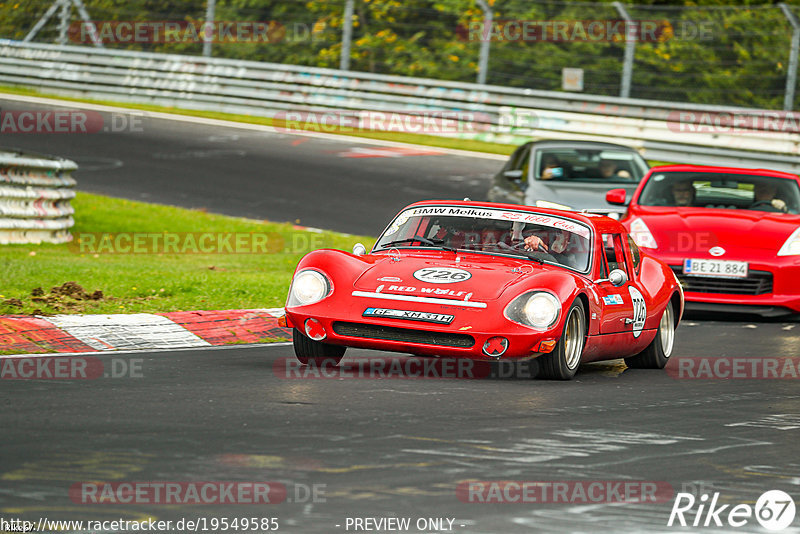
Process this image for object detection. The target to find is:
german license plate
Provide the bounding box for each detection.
[363,308,454,325]
[683,259,748,278]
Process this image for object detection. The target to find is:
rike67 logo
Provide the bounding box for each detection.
[668,490,796,530]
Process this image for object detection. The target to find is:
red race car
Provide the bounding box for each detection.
[283,201,683,380]
[607,165,800,317]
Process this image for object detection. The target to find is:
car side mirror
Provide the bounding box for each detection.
[352,243,367,256]
[503,169,523,180]
[609,269,628,287]
[606,188,627,206]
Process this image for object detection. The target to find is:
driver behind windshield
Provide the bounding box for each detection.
[426,219,585,269]
[751,181,788,213]
[517,224,585,270]
[671,180,696,207]
[598,159,632,180]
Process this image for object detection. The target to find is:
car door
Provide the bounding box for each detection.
[596,233,632,335]
[595,232,647,340]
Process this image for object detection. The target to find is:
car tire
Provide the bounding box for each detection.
[624,301,675,369]
[538,300,586,380]
[292,328,346,367]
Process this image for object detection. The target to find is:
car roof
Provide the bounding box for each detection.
[529,140,640,151]
[647,164,799,181]
[403,200,626,234]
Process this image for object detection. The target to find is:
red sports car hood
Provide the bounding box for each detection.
[634,207,800,254]
[353,251,562,302]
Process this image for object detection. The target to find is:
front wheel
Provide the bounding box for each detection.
[625,301,675,369]
[292,328,346,367]
[538,300,586,380]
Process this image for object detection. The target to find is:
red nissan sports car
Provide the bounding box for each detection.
[283,200,683,380]
[608,165,800,317]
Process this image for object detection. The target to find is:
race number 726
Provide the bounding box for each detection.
[413,268,472,284]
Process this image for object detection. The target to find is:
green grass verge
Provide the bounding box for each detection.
[1,192,375,316]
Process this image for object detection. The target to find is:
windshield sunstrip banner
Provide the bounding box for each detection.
[401,206,591,239]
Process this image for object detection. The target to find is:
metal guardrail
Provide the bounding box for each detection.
[0,148,76,244]
[0,40,799,172]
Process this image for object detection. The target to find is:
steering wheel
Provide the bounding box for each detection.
[751,200,787,213]
[508,239,559,262]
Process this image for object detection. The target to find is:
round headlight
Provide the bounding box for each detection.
[522,293,560,329]
[289,270,329,306]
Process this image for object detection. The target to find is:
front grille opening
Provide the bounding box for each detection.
[332,322,475,348]
[671,267,773,296]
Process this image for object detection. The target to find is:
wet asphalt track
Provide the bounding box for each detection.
[2,97,800,533]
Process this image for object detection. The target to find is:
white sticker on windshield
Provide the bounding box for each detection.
[384,213,410,236]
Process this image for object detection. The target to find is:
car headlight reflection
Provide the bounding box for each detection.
[287,269,331,307]
[778,227,800,256]
[630,218,658,249]
[505,291,561,330]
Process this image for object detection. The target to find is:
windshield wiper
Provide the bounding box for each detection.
[380,235,457,253]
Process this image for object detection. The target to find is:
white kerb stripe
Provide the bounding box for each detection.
[351,291,487,308]
[41,313,211,351]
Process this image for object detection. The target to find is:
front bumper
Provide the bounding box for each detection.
[661,256,800,315]
[285,303,560,361]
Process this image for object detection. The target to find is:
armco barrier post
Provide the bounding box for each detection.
[475,0,492,85]
[0,150,77,244]
[780,3,800,111]
[613,1,635,99]
[340,0,354,71]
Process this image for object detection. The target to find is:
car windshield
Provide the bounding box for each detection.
[535,148,648,183]
[375,206,593,272]
[638,171,800,214]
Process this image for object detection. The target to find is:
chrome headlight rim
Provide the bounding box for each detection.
[287,268,332,307]
[504,290,562,330]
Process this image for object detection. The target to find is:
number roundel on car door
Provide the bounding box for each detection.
[628,286,647,338]
[413,267,472,284]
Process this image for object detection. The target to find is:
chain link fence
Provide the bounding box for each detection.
[3,0,799,110]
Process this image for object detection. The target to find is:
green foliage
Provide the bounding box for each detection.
[2,0,799,108]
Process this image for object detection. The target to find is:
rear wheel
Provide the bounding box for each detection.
[625,301,675,369]
[538,300,586,380]
[292,328,346,366]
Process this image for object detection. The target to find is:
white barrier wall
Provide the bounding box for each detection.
[0,150,76,244]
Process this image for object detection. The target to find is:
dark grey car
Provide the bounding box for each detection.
[488,140,650,217]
